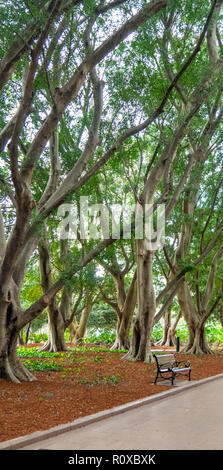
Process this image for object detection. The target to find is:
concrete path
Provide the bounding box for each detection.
[20,376,223,450]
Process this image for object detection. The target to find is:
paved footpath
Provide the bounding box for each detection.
[19,376,223,450]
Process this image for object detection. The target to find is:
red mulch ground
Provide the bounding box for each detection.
[1,343,223,443]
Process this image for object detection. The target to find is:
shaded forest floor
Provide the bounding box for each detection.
[1,343,223,442]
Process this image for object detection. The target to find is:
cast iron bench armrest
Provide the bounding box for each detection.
[174,359,191,369]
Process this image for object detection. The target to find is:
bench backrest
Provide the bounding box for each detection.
[153,354,175,369]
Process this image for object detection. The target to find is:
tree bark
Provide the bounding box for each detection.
[40,302,68,352]
[183,323,213,355]
[69,294,93,344]
[167,312,181,346]
[156,309,172,346]
[111,270,137,350]
[0,281,36,382]
[124,243,155,362]
[38,235,68,352]
[177,282,213,354]
[219,302,223,329]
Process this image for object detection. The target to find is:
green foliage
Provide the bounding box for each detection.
[175,322,223,345]
[176,325,189,343]
[86,305,117,329]
[84,328,117,345]
[79,371,121,386]
[17,347,62,358]
[23,359,62,372]
[206,323,223,344]
[28,332,48,343]
[151,323,163,343]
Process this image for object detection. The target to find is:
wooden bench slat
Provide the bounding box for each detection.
[155,354,175,364]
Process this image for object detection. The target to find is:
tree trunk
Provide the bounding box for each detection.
[182,322,213,354]
[114,274,126,311]
[177,281,213,354]
[38,237,68,352]
[124,243,155,363]
[18,330,24,346]
[219,305,223,329]
[25,322,31,345]
[156,309,171,346]
[40,302,68,352]
[111,270,137,350]
[69,294,93,344]
[76,297,92,340]
[0,281,36,383]
[157,311,181,347]
[167,312,181,346]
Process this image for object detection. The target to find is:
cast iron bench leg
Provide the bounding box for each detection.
[154,372,159,385]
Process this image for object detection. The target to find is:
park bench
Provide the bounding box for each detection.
[153,353,191,386]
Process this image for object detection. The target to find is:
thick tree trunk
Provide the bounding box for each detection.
[182,322,213,354]
[112,308,133,350]
[156,311,181,347]
[76,298,92,340]
[167,312,181,346]
[114,274,126,311]
[0,282,36,382]
[178,282,212,354]
[40,303,68,352]
[111,271,137,350]
[112,318,131,350]
[38,235,68,352]
[124,243,155,363]
[156,309,171,346]
[0,333,36,383]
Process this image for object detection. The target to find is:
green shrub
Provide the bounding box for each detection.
[84,328,116,345]
[175,322,223,345]
[28,332,48,343]
[151,323,163,343]
[206,322,223,344]
[176,325,189,343]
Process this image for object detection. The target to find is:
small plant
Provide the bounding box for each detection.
[95,371,121,385]
[93,356,103,362]
[103,374,120,385]
[61,367,76,378]
[78,372,121,387]
[17,347,62,359]
[23,359,62,372]
[79,379,93,385]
